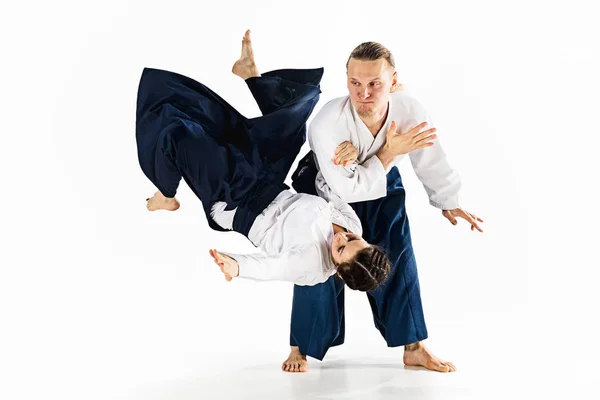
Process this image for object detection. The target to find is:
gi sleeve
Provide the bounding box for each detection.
[308,120,388,203]
[220,244,322,285]
[402,107,462,210]
[328,201,363,236]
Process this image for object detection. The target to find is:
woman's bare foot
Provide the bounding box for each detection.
[232,29,260,80]
[403,342,456,372]
[146,191,180,211]
[281,346,308,373]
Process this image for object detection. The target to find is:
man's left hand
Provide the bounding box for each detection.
[442,208,484,232]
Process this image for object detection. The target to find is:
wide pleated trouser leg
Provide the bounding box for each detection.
[135,67,323,230]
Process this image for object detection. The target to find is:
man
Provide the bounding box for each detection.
[281,41,483,373]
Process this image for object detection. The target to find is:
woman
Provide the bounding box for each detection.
[136,31,391,291]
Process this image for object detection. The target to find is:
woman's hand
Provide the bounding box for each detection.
[209,249,239,281]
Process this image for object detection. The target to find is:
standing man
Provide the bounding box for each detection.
[281,42,483,373]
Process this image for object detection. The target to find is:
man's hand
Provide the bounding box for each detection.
[209,249,240,281]
[333,141,358,166]
[385,121,438,156]
[375,121,438,169]
[442,208,484,232]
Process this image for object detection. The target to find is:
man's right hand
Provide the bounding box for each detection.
[376,121,437,168]
[333,141,359,166]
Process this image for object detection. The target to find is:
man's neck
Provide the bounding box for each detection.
[361,102,389,137]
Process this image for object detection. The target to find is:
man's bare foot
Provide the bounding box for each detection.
[281,346,308,373]
[232,29,260,80]
[146,191,180,211]
[403,342,456,372]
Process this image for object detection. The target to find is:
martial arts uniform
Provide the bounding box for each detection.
[289,93,462,360]
[136,66,362,285]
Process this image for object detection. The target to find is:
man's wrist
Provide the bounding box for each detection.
[376,146,395,169]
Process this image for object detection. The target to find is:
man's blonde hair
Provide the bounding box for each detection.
[346,42,395,69]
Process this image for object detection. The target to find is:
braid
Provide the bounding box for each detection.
[337,245,391,291]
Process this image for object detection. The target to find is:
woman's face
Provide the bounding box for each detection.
[331,231,369,265]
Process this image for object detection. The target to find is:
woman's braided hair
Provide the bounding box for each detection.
[336,245,391,292]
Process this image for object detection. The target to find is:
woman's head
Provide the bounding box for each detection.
[330,231,391,291]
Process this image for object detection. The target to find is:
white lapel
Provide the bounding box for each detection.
[370,95,393,156]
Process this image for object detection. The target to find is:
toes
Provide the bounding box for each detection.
[427,359,450,372]
[438,360,456,372]
[445,362,457,372]
[282,359,307,373]
[436,363,451,373]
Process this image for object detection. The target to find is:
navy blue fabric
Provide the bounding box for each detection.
[290,152,428,360]
[290,151,319,196]
[135,67,323,234]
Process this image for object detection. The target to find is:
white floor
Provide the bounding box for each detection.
[139,354,485,400]
[5,307,585,400]
[132,344,520,400]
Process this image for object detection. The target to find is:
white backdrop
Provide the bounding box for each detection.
[1,0,599,399]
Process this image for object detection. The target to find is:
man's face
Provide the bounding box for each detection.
[346,58,396,119]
